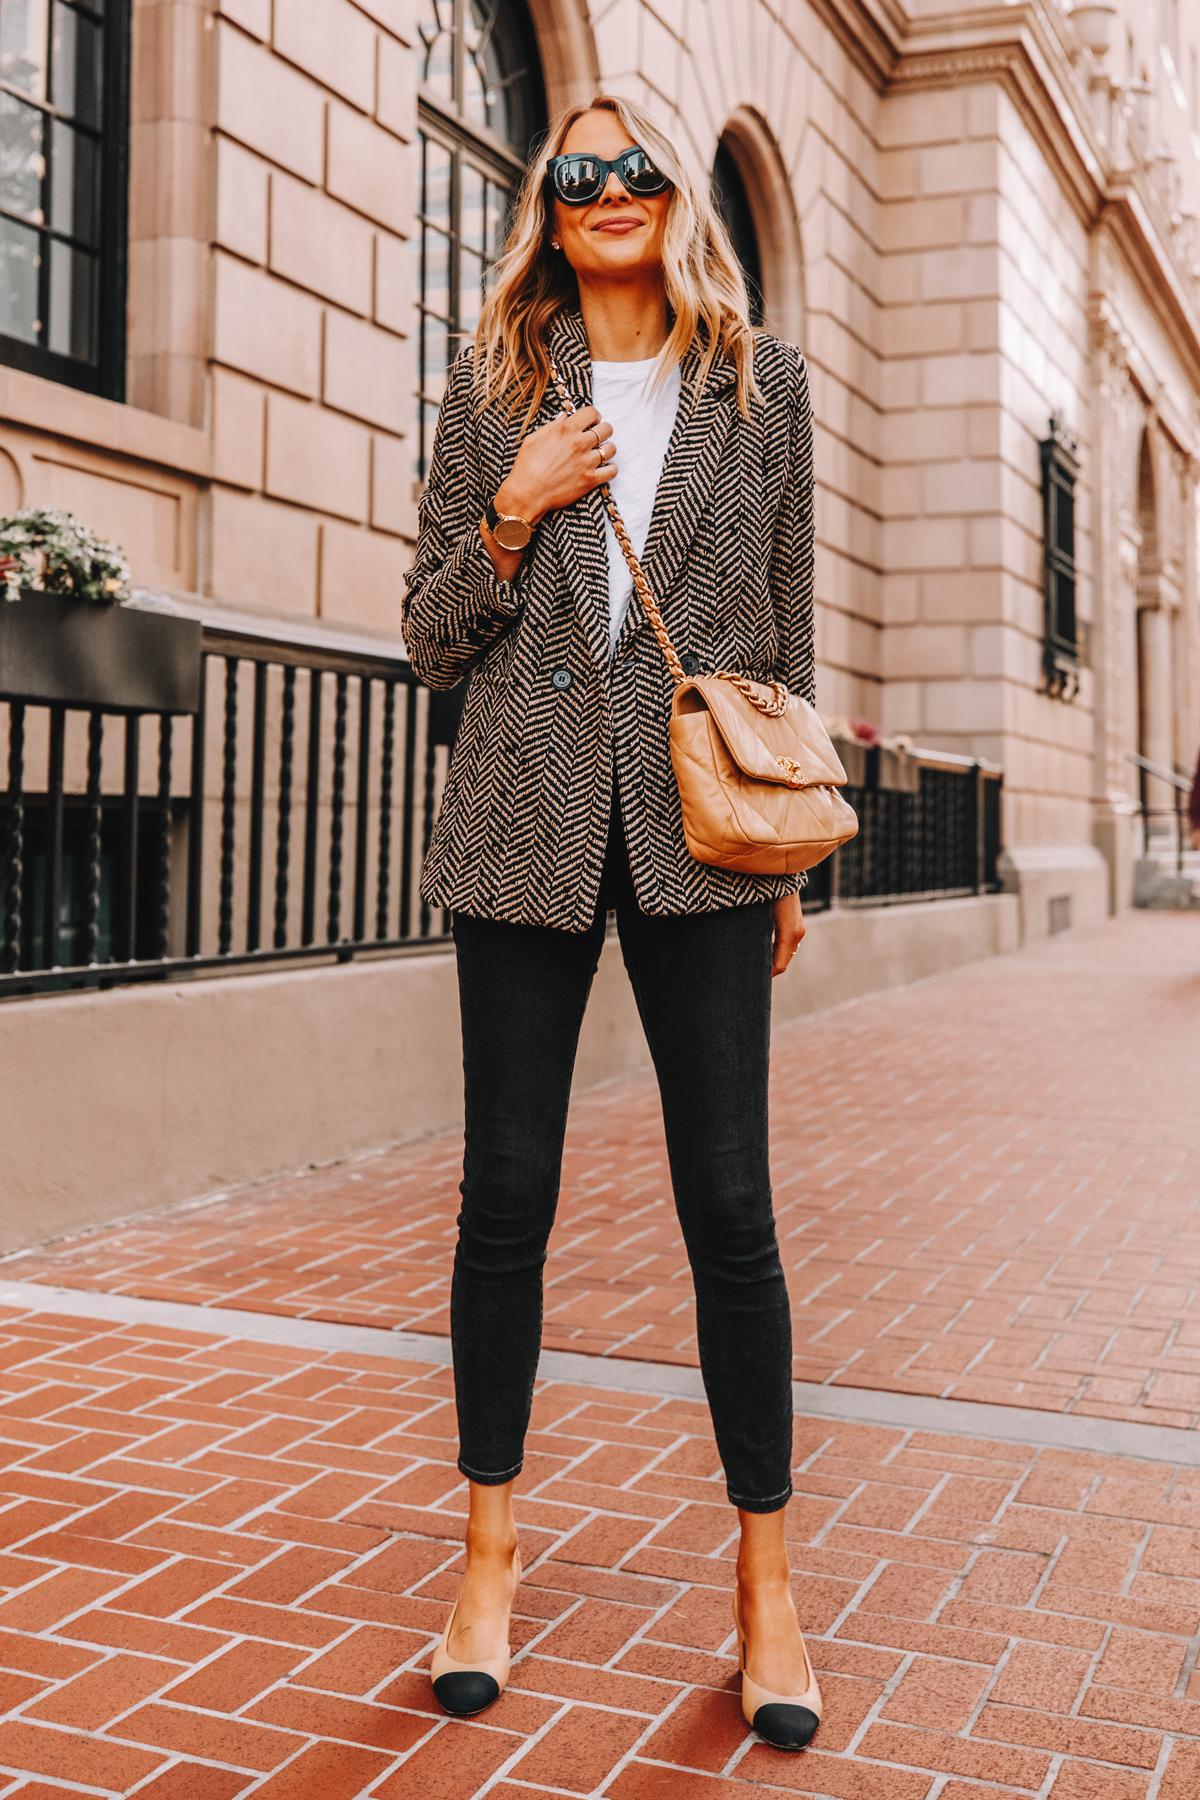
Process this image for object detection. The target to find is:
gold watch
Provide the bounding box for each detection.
[485,498,533,551]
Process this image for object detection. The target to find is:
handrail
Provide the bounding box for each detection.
[133,589,412,674]
[830,741,1002,776]
[910,747,1002,776]
[200,619,415,681]
[1126,750,1191,883]
[1125,750,1190,792]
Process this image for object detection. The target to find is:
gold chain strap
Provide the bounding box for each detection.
[548,361,790,720]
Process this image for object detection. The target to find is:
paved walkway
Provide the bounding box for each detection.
[1,909,1199,1799]
[11,913,1200,1424]
[2,1296,1200,1800]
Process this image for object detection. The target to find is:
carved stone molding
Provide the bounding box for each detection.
[888,7,1105,226]
[1089,297,1134,375]
[803,0,901,90]
[891,48,1019,89]
[881,7,1200,382]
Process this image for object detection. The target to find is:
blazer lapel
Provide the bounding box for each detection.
[614,345,738,659]
[544,313,612,671]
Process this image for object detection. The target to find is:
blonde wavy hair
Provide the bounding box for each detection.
[476,95,761,423]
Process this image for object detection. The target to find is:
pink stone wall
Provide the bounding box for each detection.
[205,2,416,624]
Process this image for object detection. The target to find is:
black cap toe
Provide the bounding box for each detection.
[751,1702,820,1750]
[432,1669,501,1716]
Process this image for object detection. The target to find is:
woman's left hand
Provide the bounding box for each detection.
[770,895,805,977]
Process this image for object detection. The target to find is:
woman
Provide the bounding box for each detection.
[403,95,820,1752]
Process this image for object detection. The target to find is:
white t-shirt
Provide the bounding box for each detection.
[590,356,682,654]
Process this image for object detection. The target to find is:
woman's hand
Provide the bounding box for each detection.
[770,895,805,977]
[498,405,616,526]
[480,407,616,580]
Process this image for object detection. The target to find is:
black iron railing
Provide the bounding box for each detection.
[803,749,1003,912]
[1127,751,1191,876]
[1,632,1003,997]
[1,620,463,997]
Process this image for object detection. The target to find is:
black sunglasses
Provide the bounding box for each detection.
[546,146,672,206]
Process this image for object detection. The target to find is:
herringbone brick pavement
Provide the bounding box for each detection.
[9,912,1199,1424]
[2,1300,1200,1798]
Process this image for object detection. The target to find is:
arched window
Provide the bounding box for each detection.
[710,115,804,347]
[413,0,546,483]
[711,139,763,327]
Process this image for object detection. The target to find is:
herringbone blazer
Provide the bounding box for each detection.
[402,309,815,932]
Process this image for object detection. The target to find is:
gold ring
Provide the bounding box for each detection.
[589,427,602,451]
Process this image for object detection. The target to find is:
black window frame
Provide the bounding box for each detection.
[0,0,131,400]
[1039,413,1080,700]
[413,0,545,491]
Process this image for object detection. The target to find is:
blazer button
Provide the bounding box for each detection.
[679,652,701,677]
[551,666,573,691]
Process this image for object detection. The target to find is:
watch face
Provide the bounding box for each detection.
[494,516,532,551]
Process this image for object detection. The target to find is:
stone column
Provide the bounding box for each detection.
[1137,583,1176,840]
[1088,292,1141,910]
[1176,458,1200,786]
[126,0,214,428]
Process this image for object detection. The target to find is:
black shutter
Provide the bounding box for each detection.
[1039,414,1080,698]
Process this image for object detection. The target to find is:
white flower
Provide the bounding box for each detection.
[0,508,131,604]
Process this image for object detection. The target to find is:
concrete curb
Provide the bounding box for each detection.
[3,1277,1199,1469]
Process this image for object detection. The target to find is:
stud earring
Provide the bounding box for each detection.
[551,239,561,250]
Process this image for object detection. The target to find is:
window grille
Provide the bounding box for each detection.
[1039,413,1080,699]
[413,0,544,489]
[1048,893,1071,935]
[0,0,129,397]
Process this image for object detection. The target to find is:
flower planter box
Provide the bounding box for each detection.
[0,589,201,714]
[868,744,920,793]
[835,738,867,787]
[825,741,917,792]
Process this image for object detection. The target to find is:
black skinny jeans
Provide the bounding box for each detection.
[450,810,794,1512]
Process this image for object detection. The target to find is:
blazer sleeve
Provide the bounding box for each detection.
[401,351,522,691]
[768,346,817,709]
[767,346,817,897]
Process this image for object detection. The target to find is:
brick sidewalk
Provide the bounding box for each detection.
[2,1298,1200,1799]
[9,912,1200,1426]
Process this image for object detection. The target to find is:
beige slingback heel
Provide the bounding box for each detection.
[732,1587,822,1751]
[430,1551,521,1716]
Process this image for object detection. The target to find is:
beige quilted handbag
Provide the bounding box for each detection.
[551,364,859,876]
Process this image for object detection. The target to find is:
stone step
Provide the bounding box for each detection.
[1134,857,1200,910]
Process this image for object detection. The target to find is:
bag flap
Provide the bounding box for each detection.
[673,678,849,788]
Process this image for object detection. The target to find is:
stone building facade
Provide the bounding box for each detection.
[1,0,1198,932]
